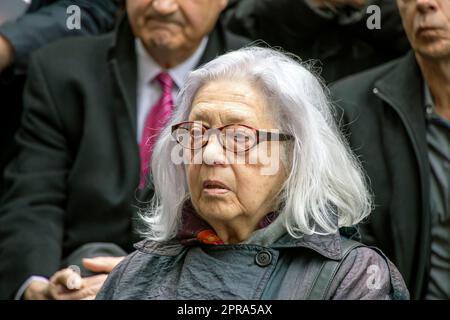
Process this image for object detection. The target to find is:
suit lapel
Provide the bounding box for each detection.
[108,14,138,134]
[107,14,142,206]
[198,20,227,67]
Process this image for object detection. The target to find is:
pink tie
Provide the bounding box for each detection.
[139,72,174,188]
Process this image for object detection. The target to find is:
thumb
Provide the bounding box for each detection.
[82,256,124,273]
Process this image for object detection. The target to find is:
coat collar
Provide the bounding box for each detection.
[135,199,352,261]
[372,52,430,182]
[135,224,356,261]
[373,51,425,126]
[372,52,430,223]
[373,51,431,298]
[270,230,352,261]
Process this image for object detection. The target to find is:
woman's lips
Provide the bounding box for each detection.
[202,180,230,195]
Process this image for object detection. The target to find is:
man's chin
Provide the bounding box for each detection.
[144,30,179,48]
[416,44,450,60]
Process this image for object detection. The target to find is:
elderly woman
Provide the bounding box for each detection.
[97,47,409,300]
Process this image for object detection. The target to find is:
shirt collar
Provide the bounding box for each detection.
[424,81,450,129]
[424,81,435,112]
[135,37,208,89]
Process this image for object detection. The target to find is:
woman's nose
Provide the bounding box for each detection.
[202,134,227,166]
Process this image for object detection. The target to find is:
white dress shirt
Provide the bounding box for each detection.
[135,37,208,142]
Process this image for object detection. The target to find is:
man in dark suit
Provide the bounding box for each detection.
[0,0,119,193]
[331,0,450,299]
[0,0,247,299]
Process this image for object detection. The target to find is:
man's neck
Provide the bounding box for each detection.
[145,42,202,69]
[416,53,450,122]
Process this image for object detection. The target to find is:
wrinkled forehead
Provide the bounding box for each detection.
[188,79,275,128]
[189,103,257,126]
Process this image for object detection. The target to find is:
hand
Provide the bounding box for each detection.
[23,279,51,300]
[309,0,367,9]
[0,35,14,72]
[23,256,124,300]
[48,270,107,300]
[23,268,81,300]
[82,256,124,274]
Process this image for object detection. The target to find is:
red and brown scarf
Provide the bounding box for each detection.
[176,200,278,245]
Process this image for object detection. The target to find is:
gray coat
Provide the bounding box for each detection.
[97,230,409,300]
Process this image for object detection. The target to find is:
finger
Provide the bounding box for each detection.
[81,274,108,288]
[47,268,82,299]
[57,277,107,300]
[82,256,124,273]
[24,279,51,300]
[48,283,80,300]
[54,288,95,300]
[49,268,81,290]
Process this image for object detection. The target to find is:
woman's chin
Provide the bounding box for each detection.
[196,199,239,222]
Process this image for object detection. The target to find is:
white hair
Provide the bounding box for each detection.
[141,46,372,241]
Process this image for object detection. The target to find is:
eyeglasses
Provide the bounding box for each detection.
[171,121,293,153]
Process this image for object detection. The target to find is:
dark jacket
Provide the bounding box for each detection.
[224,0,409,83]
[0,0,119,195]
[0,14,248,299]
[97,231,409,300]
[330,52,430,299]
[0,0,119,74]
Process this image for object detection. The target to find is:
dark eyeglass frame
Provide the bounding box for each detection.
[171,121,294,152]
